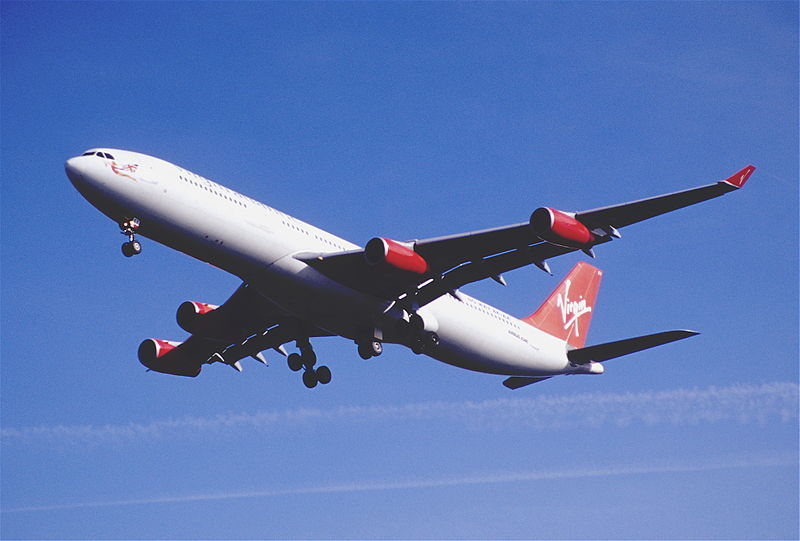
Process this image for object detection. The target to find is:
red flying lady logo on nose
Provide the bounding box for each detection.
[110,162,139,181]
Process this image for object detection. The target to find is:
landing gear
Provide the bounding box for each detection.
[316,365,332,385]
[302,365,332,388]
[287,353,303,372]
[411,331,440,355]
[302,369,318,388]
[290,339,330,389]
[121,240,142,257]
[357,338,383,360]
[120,218,142,257]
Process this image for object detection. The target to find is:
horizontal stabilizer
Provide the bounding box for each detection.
[503,376,552,390]
[567,330,699,364]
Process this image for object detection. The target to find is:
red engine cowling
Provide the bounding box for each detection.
[176,301,220,335]
[364,237,429,274]
[137,338,202,377]
[530,207,595,248]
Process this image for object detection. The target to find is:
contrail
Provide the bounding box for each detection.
[1,382,796,445]
[2,452,795,514]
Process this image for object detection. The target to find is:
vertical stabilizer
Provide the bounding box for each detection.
[521,262,602,348]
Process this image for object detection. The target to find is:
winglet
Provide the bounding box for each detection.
[722,165,756,189]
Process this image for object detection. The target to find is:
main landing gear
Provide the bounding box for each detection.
[120,218,142,257]
[287,339,331,389]
[406,313,440,355]
[411,331,440,354]
[357,338,383,360]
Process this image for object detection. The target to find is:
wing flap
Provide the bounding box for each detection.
[412,222,534,269]
[413,241,593,307]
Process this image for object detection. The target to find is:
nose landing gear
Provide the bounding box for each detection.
[120,218,142,257]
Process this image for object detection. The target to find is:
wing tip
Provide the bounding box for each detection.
[723,165,756,189]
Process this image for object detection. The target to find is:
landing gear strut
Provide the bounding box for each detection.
[120,218,142,257]
[288,339,331,388]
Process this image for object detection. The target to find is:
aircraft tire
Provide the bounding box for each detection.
[316,365,331,385]
[358,343,372,360]
[287,353,303,372]
[302,369,318,389]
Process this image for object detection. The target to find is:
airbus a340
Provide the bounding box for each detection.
[65,149,754,389]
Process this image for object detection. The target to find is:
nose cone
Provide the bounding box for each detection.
[64,156,86,186]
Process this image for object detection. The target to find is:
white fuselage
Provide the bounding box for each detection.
[66,149,581,378]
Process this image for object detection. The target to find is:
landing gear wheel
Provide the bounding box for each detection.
[302,369,318,389]
[411,332,439,354]
[287,353,303,372]
[358,343,372,360]
[120,219,142,257]
[315,365,332,385]
[358,339,383,360]
[121,241,142,257]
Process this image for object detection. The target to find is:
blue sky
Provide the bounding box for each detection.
[1,1,797,539]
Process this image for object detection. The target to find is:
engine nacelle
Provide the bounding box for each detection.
[364,237,429,275]
[176,301,220,335]
[137,338,202,377]
[530,207,596,249]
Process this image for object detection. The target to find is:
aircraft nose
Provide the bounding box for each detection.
[64,156,85,184]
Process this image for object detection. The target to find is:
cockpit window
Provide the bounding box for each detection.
[80,151,115,159]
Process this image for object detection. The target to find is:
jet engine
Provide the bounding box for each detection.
[176,301,220,336]
[364,237,429,274]
[138,338,202,377]
[530,207,596,249]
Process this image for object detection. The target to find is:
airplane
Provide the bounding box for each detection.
[65,149,755,389]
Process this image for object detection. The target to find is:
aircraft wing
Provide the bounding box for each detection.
[574,165,755,230]
[139,283,331,376]
[300,165,754,308]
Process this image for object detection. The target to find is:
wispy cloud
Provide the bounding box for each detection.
[2,452,795,514]
[2,382,796,446]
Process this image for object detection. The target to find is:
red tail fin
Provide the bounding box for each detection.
[521,262,603,348]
